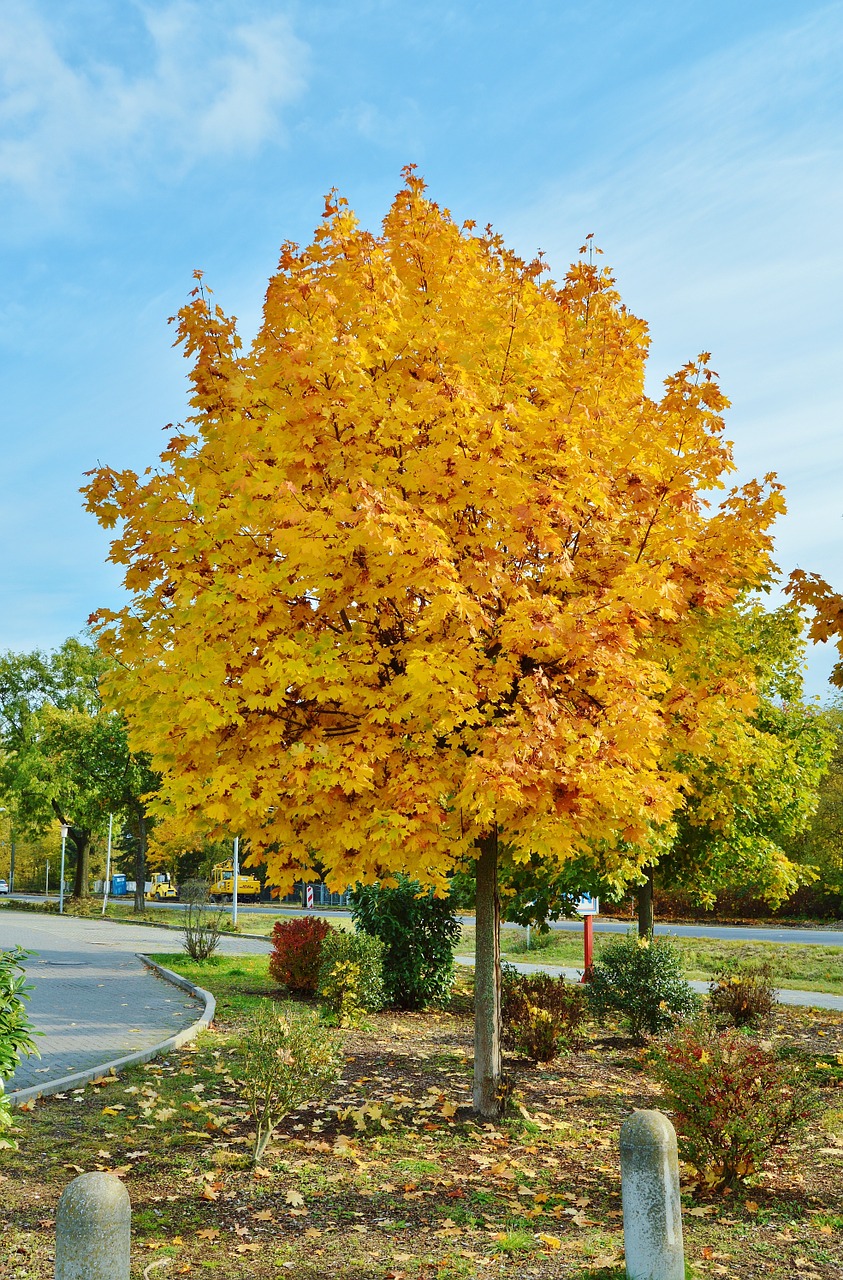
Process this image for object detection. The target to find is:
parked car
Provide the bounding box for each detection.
[0,879,9,894]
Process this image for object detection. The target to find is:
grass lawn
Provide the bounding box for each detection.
[456,927,843,997]
[2,954,842,1279]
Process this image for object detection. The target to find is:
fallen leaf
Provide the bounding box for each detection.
[285,1189,305,1208]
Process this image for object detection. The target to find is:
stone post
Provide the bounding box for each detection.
[620,1109,685,1280]
[55,1171,131,1280]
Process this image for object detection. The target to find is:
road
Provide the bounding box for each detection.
[7,894,843,946]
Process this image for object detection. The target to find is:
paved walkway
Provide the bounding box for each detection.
[1,910,270,1094]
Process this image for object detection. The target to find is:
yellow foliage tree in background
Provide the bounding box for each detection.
[85,170,783,1113]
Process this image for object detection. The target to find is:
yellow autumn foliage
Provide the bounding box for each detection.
[84,169,783,894]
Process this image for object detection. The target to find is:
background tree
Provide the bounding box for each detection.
[787,701,843,909]
[634,600,832,934]
[0,638,156,903]
[351,876,461,1010]
[483,601,833,936]
[85,172,782,1113]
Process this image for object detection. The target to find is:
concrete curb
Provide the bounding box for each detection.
[7,956,216,1108]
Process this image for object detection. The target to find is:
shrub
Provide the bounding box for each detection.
[180,879,226,961]
[269,916,333,994]
[240,1002,342,1163]
[650,1018,822,1189]
[317,930,385,1026]
[351,876,460,1010]
[586,933,699,1040]
[707,962,778,1028]
[0,947,40,1150]
[501,966,586,1062]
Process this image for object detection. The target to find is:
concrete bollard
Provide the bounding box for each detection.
[620,1109,685,1280]
[55,1171,131,1280]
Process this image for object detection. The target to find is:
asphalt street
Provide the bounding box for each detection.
[14,895,840,948]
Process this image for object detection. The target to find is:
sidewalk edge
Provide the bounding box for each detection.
[7,956,216,1108]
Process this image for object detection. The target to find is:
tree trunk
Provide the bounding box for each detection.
[636,866,655,939]
[473,828,502,1117]
[133,809,147,912]
[71,828,91,899]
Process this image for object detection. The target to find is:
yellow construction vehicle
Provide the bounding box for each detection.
[209,859,262,903]
[146,873,178,902]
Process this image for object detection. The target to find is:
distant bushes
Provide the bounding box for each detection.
[351,877,460,1010]
[501,967,586,1062]
[650,1018,821,1188]
[317,930,385,1026]
[586,934,699,1040]
[707,962,778,1028]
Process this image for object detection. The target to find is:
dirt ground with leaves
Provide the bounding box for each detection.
[2,956,841,1280]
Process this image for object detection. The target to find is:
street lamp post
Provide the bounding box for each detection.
[102,812,114,916]
[0,807,13,892]
[232,836,240,928]
[59,823,69,914]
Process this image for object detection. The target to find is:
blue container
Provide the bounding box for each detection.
[111,873,127,896]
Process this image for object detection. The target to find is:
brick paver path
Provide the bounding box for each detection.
[2,910,270,1092]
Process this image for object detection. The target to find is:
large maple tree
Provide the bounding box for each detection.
[85,170,783,1113]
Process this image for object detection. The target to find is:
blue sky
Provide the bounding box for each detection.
[2,0,842,696]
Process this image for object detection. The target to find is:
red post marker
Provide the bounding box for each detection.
[575,895,598,982]
[581,914,594,982]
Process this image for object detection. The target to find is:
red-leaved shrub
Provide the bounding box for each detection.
[269,916,333,993]
[650,1018,821,1189]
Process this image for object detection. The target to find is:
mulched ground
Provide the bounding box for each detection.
[1,975,841,1280]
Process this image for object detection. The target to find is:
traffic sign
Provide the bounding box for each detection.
[575,894,599,916]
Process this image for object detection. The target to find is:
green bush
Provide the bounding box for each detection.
[0,947,40,1150]
[240,1002,342,1163]
[650,1017,821,1189]
[501,966,586,1062]
[317,930,385,1025]
[707,962,778,1028]
[351,876,460,1010]
[586,933,699,1040]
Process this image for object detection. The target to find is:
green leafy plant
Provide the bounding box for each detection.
[317,929,385,1026]
[650,1017,821,1189]
[351,876,460,1009]
[269,915,334,994]
[240,1001,342,1163]
[0,947,40,1150]
[586,933,699,1040]
[707,962,778,1028]
[501,966,586,1062]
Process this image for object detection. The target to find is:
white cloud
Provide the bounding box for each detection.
[0,1,308,203]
